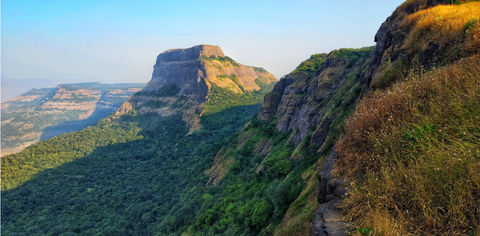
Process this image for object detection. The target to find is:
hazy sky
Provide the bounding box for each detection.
[2,0,404,84]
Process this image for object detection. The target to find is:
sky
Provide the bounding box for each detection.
[1,0,404,100]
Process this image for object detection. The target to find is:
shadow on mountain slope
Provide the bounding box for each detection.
[39,107,115,141]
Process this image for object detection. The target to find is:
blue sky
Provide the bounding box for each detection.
[1,0,404,86]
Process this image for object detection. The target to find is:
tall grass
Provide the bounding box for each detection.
[334,55,480,235]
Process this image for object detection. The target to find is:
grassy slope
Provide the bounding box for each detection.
[334,2,480,235]
[336,54,480,235]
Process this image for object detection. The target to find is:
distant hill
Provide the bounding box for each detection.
[1,82,145,156]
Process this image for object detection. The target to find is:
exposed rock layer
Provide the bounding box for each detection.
[120,45,276,130]
[259,49,373,146]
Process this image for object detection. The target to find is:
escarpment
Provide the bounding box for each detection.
[117,45,276,129]
[259,48,373,147]
[205,47,374,235]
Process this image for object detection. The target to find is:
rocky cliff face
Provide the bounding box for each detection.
[259,48,373,147]
[203,47,373,235]
[140,45,276,102]
[118,45,276,129]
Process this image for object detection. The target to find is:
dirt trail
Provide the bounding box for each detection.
[312,149,350,236]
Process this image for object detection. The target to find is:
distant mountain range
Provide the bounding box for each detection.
[1,82,145,156]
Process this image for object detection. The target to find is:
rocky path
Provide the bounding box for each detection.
[312,149,350,236]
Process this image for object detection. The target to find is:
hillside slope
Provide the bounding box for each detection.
[1,83,144,156]
[335,1,480,235]
[1,45,277,235]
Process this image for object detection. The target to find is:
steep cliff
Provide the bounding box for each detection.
[116,44,276,130]
[260,48,372,147]
[366,0,480,90]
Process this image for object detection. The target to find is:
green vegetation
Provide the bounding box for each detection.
[199,55,240,67]
[1,83,267,235]
[203,84,269,115]
[330,47,374,65]
[191,117,312,235]
[2,120,143,190]
[294,53,327,74]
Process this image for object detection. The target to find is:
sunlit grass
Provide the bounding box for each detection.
[403,1,480,55]
[335,55,480,235]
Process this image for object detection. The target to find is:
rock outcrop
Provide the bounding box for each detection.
[141,45,276,102]
[259,48,373,147]
[121,45,277,130]
[365,0,480,90]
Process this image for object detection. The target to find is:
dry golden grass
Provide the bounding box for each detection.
[403,2,480,56]
[335,55,480,235]
[372,1,480,90]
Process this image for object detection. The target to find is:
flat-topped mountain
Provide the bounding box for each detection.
[141,44,276,101]
[1,82,144,156]
[118,44,276,130]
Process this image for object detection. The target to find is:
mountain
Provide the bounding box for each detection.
[115,44,276,130]
[1,82,145,156]
[1,45,277,235]
[2,1,480,235]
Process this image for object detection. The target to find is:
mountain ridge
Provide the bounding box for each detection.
[1,82,145,156]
